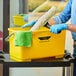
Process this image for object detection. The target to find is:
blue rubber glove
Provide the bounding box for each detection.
[22,20,37,28]
[50,24,68,34]
[23,15,28,22]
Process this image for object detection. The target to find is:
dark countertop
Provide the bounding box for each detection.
[0,52,74,67]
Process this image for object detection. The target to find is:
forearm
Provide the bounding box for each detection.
[67,24,76,32]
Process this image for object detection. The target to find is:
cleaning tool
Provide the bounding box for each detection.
[5,20,37,41]
[30,6,58,31]
[15,31,32,47]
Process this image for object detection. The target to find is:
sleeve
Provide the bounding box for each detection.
[53,0,72,24]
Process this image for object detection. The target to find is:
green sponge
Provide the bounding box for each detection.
[15,31,32,47]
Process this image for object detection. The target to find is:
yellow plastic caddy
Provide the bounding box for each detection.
[13,14,27,26]
[8,27,66,61]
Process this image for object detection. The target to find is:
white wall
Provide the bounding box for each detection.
[10,67,62,76]
[0,0,3,31]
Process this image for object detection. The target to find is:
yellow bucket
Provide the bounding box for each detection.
[8,27,66,61]
[13,15,27,26]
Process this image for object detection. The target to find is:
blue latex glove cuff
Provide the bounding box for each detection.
[62,24,68,30]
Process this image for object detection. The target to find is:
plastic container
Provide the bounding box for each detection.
[13,14,28,26]
[8,27,66,61]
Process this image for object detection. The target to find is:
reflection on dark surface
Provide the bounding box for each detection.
[32,57,64,62]
[2,54,69,62]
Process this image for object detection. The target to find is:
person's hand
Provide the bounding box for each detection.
[24,15,28,22]
[50,24,68,34]
[22,20,37,28]
[48,18,56,25]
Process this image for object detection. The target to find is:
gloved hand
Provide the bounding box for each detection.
[50,24,68,34]
[23,15,28,22]
[22,20,37,28]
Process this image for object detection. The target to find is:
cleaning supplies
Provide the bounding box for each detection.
[8,27,66,61]
[15,31,32,47]
[5,20,37,41]
[30,6,58,31]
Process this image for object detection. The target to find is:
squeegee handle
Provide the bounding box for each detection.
[5,33,14,41]
[45,22,61,34]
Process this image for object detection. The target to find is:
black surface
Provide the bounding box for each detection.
[0,54,74,67]
[3,0,10,53]
[2,62,70,67]
[3,63,9,76]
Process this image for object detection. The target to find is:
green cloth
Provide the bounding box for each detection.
[15,31,32,47]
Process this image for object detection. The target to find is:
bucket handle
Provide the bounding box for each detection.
[38,36,51,40]
[5,33,14,41]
